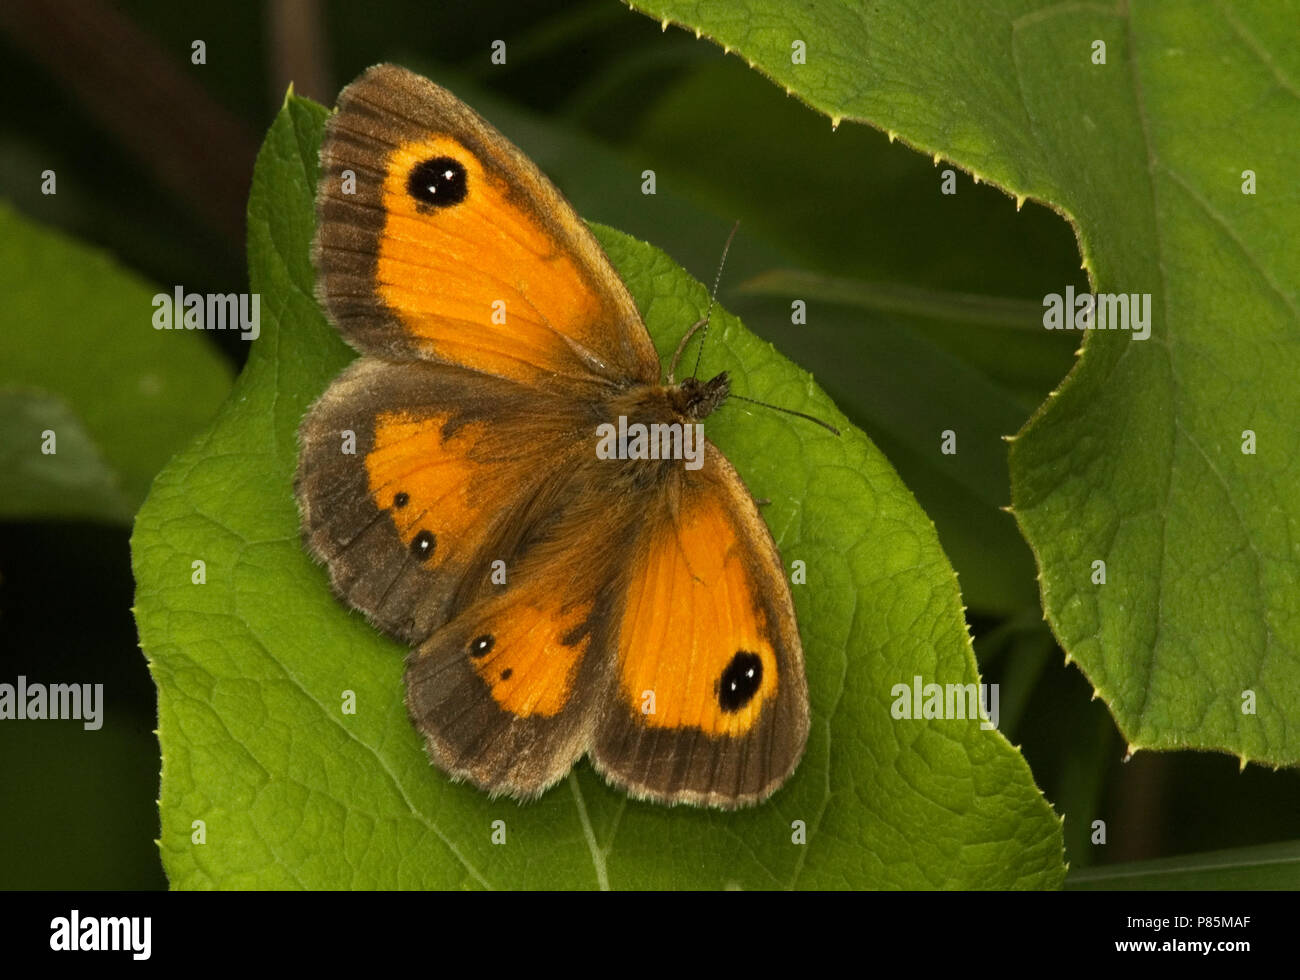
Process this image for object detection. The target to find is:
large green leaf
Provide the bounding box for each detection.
[620,56,1082,617]
[130,94,1063,889]
[0,203,233,521]
[626,1,1300,765]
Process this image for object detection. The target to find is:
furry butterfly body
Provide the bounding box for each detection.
[296,65,809,808]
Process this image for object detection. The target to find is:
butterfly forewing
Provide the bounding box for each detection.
[314,64,659,387]
[591,449,809,807]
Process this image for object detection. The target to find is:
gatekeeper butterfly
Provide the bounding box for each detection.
[296,64,811,808]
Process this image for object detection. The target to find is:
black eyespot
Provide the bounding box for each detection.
[407,156,467,208]
[393,491,409,508]
[411,529,436,560]
[469,634,495,658]
[718,651,763,712]
[500,668,513,681]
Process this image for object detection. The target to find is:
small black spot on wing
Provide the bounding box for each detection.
[411,529,436,560]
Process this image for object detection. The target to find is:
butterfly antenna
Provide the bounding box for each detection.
[691,219,741,381]
[676,221,841,436]
[725,394,841,436]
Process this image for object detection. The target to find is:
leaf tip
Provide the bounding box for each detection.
[1015,194,1026,211]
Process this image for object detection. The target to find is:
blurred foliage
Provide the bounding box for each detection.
[1067,840,1300,891]
[0,0,1296,889]
[0,204,233,517]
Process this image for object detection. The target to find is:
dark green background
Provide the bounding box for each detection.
[0,0,1295,889]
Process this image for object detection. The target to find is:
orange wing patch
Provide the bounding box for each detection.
[466,596,593,718]
[379,137,610,384]
[617,490,779,737]
[366,410,490,573]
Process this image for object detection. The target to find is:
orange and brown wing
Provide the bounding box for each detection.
[401,467,629,798]
[295,356,594,646]
[403,577,605,799]
[591,447,810,808]
[314,63,659,388]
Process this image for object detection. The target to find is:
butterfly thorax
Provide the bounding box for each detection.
[601,371,728,425]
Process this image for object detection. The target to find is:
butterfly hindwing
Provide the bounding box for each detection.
[402,464,632,798]
[314,63,660,388]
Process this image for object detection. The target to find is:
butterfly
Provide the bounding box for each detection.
[296,64,811,808]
